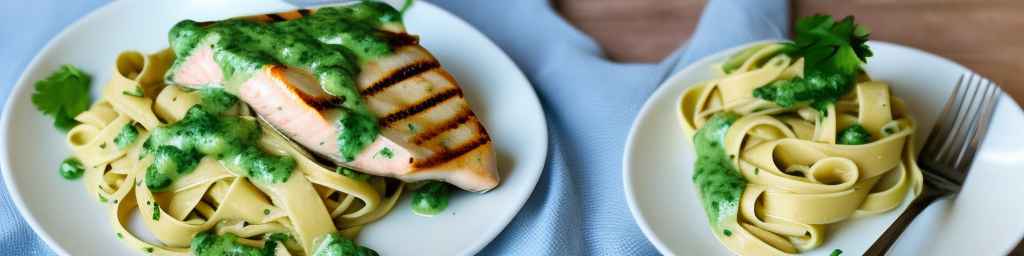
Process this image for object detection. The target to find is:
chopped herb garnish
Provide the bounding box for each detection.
[377,147,394,159]
[98,193,108,203]
[152,202,161,221]
[263,209,271,215]
[408,123,417,132]
[116,232,124,239]
[830,249,843,256]
[723,229,733,236]
[122,86,144,97]
[31,65,92,132]
[144,247,154,253]
[336,167,371,182]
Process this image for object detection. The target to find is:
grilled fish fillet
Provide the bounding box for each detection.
[169,10,499,192]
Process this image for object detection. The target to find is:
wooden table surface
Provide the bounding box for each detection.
[554,0,1024,104]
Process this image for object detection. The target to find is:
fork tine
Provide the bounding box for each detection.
[926,74,973,158]
[920,74,966,158]
[954,79,1002,174]
[936,74,985,164]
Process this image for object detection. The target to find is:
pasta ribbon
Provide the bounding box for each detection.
[678,44,923,255]
[67,50,398,255]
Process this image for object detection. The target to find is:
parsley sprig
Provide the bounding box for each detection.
[31,65,92,132]
[753,15,873,107]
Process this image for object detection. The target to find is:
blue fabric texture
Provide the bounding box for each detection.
[0,0,787,255]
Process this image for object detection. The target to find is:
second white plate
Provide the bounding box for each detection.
[623,41,1024,255]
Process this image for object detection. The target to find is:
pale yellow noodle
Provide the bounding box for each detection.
[678,44,923,255]
[67,49,396,255]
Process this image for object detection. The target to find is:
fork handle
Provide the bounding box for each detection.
[864,185,947,256]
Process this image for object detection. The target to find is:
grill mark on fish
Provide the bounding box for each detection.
[410,109,474,145]
[383,32,419,47]
[378,89,462,127]
[268,66,339,110]
[413,131,490,168]
[361,61,439,97]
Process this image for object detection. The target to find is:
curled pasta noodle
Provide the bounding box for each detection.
[679,43,923,255]
[67,50,399,255]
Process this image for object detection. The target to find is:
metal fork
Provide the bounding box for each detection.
[865,73,1003,255]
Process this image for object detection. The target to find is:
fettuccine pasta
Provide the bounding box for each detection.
[67,50,402,255]
[678,43,923,255]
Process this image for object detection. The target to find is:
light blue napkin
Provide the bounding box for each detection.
[0,0,787,254]
[426,1,788,254]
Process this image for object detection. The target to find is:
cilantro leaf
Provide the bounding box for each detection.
[31,65,92,132]
[754,15,871,107]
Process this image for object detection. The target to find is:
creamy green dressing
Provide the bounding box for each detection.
[142,89,295,191]
[189,232,377,256]
[692,113,747,228]
[190,232,288,256]
[166,1,407,162]
[312,233,379,256]
[410,181,452,216]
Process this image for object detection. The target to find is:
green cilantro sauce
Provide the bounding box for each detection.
[411,181,452,216]
[142,89,295,191]
[313,233,379,256]
[692,113,747,228]
[166,2,407,162]
[189,231,378,256]
[58,157,85,180]
[190,231,289,256]
[838,124,872,145]
[113,123,138,149]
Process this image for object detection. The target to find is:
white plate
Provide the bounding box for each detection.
[0,1,548,255]
[624,41,1024,255]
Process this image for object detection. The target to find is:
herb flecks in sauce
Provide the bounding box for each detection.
[313,232,379,256]
[197,88,238,114]
[376,147,393,159]
[142,101,294,191]
[692,113,746,228]
[59,157,85,180]
[114,123,139,149]
[411,181,452,216]
[167,2,407,162]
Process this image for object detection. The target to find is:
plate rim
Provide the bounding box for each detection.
[621,40,1023,255]
[0,1,549,255]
